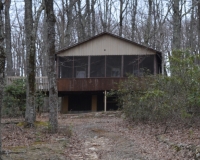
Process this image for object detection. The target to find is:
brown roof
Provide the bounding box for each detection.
[56,32,162,55]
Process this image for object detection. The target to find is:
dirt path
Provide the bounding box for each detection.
[66,113,143,160]
[2,112,144,160]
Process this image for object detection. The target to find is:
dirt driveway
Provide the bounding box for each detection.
[3,111,197,160]
[64,112,143,160]
[2,112,144,160]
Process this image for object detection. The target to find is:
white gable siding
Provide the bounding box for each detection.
[58,34,156,56]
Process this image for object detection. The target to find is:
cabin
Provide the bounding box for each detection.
[56,32,162,113]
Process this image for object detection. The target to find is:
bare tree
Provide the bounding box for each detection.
[24,0,36,126]
[119,0,129,36]
[172,0,181,50]
[144,0,152,46]
[65,0,77,46]
[86,0,91,38]
[0,0,5,158]
[198,1,200,53]
[5,0,13,76]
[25,0,44,126]
[44,0,58,133]
[91,0,96,36]
[131,0,137,41]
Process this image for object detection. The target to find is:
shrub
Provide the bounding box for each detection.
[3,79,26,117]
[112,50,200,122]
[3,78,46,117]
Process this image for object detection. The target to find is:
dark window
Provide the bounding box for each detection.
[74,56,88,78]
[124,55,138,77]
[90,56,105,77]
[106,56,121,77]
[59,56,73,78]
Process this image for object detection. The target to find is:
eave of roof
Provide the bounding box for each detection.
[56,32,162,55]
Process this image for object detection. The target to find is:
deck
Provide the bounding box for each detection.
[6,77,127,92]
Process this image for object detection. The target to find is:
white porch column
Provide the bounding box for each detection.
[104,91,107,112]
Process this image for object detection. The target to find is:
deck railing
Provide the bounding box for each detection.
[6,76,49,91]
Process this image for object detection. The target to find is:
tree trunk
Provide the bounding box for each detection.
[65,0,76,46]
[131,0,137,41]
[45,0,58,133]
[198,1,200,54]
[119,0,123,36]
[0,1,5,158]
[86,0,91,38]
[76,0,85,42]
[91,0,96,36]
[144,0,152,46]
[5,0,13,76]
[25,0,36,126]
[172,0,181,50]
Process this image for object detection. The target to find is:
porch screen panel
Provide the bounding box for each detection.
[90,56,105,77]
[59,56,73,78]
[74,56,88,78]
[106,56,121,77]
[139,55,154,75]
[124,55,138,77]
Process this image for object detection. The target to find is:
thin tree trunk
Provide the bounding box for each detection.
[198,1,200,54]
[5,0,13,76]
[25,0,36,126]
[24,0,44,126]
[119,0,123,36]
[91,0,96,36]
[66,0,76,46]
[45,0,58,133]
[76,0,85,42]
[131,0,137,41]
[0,1,5,158]
[189,0,195,53]
[86,0,91,38]
[144,0,152,46]
[172,0,181,50]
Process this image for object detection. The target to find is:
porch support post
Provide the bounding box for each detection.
[104,90,107,112]
[91,95,97,111]
[61,96,68,114]
[121,55,124,77]
[57,56,59,78]
[88,56,90,78]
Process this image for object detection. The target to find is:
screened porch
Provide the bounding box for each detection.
[57,54,161,79]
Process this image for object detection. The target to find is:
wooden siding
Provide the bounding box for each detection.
[57,78,126,91]
[58,34,156,57]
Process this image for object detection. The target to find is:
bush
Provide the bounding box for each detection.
[3,79,26,117]
[112,50,200,122]
[3,79,46,117]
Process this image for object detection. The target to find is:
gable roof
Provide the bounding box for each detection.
[56,32,162,55]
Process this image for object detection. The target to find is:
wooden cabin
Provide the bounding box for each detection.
[56,32,162,113]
